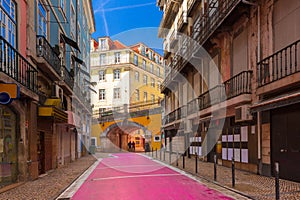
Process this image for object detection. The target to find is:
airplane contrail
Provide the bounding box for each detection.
[94,2,155,13]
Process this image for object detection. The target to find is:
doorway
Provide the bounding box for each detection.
[271,103,300,182]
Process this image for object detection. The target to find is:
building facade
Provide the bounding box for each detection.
[0,0,95,187]
[158,0,300,182]
[90,37,164,150]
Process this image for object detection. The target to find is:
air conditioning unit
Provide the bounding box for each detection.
[55,85,64,102]
[235,105,253,123]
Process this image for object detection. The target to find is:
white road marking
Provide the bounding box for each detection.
[95,164,162,170]
[92,173,182,181]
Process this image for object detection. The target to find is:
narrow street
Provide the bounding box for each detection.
[58,153,244,200]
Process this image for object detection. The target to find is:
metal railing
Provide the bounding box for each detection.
[193,0,241,47]
[258,39,300,87]
[187,70,252,115]
[0,36,38,92]
[36,35,61,76]
[61,66,74,89]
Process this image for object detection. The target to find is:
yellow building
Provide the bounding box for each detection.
[90,37,164,151]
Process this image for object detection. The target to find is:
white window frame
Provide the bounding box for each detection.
[113,88,121,99]
[99,89,105,100]
[99,70,105,81]
[114,69,120,80]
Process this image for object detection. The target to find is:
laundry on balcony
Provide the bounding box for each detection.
[60,34,80,52]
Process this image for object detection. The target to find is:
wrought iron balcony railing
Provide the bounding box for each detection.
[36,35,61,76]
[187,70,252,114]
[193,0,241,47]
[257,39,300,87]
[0,36,38,92]
[61,66,74,89]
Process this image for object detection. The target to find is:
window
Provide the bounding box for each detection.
[135,89,140,101]
[38,1,47,37]
[151,78,155,87]
[99,89,105,100]
[99,70,105,81]
[134,54,138,65]
[150,63,154,73]
[114,88,121,99]
[142,59,146,69]
[157,67,161,77]
[91,138,96,146]
[143,75,147,85]
[99,108,106,113]
[151,94,155,103]
[115,52,121,63]
[114,69,120,80]
[135,71,139,81]
[140,45,145,55]
[157,81,161,90]
[100,54,106,65]
[148,50,153,60]
[0,0,16,47]
[100,39,106,50]
[155,55,159,63]
[143,92,147,102]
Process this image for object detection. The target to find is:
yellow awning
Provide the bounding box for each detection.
[38,98,67,122]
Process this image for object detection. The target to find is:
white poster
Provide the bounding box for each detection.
[241,149,249,163]
[222,148,227,160]
[234,149,241,162]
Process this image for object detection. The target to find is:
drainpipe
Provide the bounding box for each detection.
[242,0,262,173]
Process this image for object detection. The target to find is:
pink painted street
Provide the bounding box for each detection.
[71,153,234,200]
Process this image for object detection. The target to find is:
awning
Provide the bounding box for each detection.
[60,34,80,52]
[72,55,85,66]
[66,111,81,127]
[251,91,300,113]
[38,106,68,122]
[39,98,67,122]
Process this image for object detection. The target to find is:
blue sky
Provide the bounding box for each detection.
[92,0,164,53]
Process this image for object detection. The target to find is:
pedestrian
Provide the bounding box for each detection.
[128,141,132,151]
[132,141,135,152]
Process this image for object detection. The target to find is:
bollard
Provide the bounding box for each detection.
[169,148,172,164]
[195,152,198,174]
[156,148,157,158]
[152,148,153,157]
[275,162,280,200]
[232,157,235,187]
[176,151,179,166]
[183,153,185,169]
[214,154,217,181]
[164,148,166,161]
[160,148,162,160]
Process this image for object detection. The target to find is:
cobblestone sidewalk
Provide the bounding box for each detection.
[147,151,300,200]
[0,155,97,200]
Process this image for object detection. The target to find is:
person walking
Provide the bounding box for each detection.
[128,141,132,151]
[132,141,135,152]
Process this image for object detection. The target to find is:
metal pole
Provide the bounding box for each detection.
[214,154,217,181]
[160,148,162,160]
[195,152,198,174]
[232,157,235,187]
[156,148,157,158]
[183,152,185,169]
[275,162,280,200]
[152,147,153,157]
[169,146,172,164]
[176,151,179,166]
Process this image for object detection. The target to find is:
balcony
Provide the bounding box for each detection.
[163,105,187,125]
[187,70,252,115]
[192,0,241,47]
[61,66,74,90]
[36,35,61,78]
[257,39,300,96]
[177,8,187,30]
[73,84,92,110]
[0,36,38,92]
